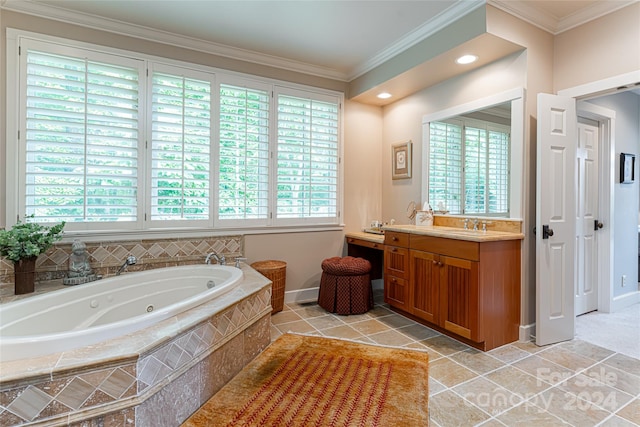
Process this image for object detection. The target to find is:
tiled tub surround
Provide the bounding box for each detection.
[0,265,272,426]
[0,235,243,302]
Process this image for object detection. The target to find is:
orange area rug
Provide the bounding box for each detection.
[182,333,429,427]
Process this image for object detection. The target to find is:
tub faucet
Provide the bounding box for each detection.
[116,256,137,275]
[205,252,225,265]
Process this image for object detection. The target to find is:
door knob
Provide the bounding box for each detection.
[542,225,554,239]
[594,220,604,230]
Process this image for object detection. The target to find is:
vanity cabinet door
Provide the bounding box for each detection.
[409,250,440,324]
[440,255,480,341]
[384,245,409,310]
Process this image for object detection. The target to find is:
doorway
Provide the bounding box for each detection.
[575,116,601,316]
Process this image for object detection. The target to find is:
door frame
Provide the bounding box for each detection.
[557,70,640,314]
[576,102,614,313]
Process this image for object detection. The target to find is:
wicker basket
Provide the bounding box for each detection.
[251,260,287,314]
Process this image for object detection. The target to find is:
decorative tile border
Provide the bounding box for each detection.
[0,285,271,426]
[0,235,243,297]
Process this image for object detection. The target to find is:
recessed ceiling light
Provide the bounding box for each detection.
[456,54,478,65]
[377,92,392,99]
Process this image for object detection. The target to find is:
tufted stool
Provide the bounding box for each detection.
[318,256,373,315]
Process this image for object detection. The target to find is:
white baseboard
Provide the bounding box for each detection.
[519,323,535,342]
[284,287,319,304]
[611,290,640,312]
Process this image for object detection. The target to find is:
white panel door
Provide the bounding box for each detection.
[576,119,600,315]
[536,93,577,346]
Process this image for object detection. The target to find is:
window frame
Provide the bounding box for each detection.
[6,29,344,237]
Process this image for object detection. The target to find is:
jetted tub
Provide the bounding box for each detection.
[0,264,243,362]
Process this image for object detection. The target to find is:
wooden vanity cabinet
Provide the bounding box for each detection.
[385,232,520,351]
[383,232,410,311]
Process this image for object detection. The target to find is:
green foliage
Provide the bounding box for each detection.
[0,216,65,262]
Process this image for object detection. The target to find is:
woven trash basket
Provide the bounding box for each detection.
[251,260,287,314]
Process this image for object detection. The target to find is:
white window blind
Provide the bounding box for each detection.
[276,92,339,222]
[218,82,269,222]
[13,32,344,233]
[150,68,212,221]
[464,126,487,214]
[428,120,463,214]
[428,119,510,216]
[487,127,510,213]
[24,48,140,223]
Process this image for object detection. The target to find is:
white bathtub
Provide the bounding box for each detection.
[0,264,243,362]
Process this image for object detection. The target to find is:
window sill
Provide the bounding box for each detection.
[61,224,346,243]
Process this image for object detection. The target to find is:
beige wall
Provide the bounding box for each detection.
[553,2,640,92]
[343,100,384,232]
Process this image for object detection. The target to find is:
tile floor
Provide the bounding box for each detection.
[270,291,640,427]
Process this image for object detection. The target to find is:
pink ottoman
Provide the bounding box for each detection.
[317,256,373,315]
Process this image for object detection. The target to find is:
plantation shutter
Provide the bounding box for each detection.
[218,82,270,223]
[487,126,510,214]
[428,120,463,214]
[276,91,339,222]
[150,68,212,221]
[24,48,141,223]
[463,125,488,214]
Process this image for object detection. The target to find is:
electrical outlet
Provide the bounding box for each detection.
[622,275,627,286]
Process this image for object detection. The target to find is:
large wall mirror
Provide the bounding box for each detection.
[421,88,525,219]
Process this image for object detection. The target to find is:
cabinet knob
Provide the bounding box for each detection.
[432,260,438,265]
[438,261,444,267]
[392,236,398,241]
[392,248,397,252]
[373,244,378,248]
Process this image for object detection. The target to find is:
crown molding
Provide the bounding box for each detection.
[349,0,485,80]
[489,0,636,35]
[1,0,349,81]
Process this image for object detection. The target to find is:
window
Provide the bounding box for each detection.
[150,65,212,224]
[11,32,342,233]
[275,89,340,224]
[217,81,270,225]
[428,118,510,215]
[22,43,142,225]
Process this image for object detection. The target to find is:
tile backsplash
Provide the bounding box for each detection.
[0,235,243,298]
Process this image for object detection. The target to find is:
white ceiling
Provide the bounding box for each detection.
[3,0,637,103]
[4,0,635,82]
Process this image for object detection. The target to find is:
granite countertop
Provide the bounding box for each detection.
[346,225,524,243]
[382,225,524,242]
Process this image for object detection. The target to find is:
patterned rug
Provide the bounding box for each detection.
[182,333,429,426]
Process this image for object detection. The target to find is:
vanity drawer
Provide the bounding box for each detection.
[346,237,384,250]
[384,231,409,247]
[410,235,479,261]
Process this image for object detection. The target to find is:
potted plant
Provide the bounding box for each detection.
[0,216,65,294]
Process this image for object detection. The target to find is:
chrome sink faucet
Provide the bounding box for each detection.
[463,218,470,230]
[472,218,480,231]
[205,252,226,265]
[116,256,137,275]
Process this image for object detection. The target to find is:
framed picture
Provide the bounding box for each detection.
[392,141,412,180]
[620,153,635,184]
